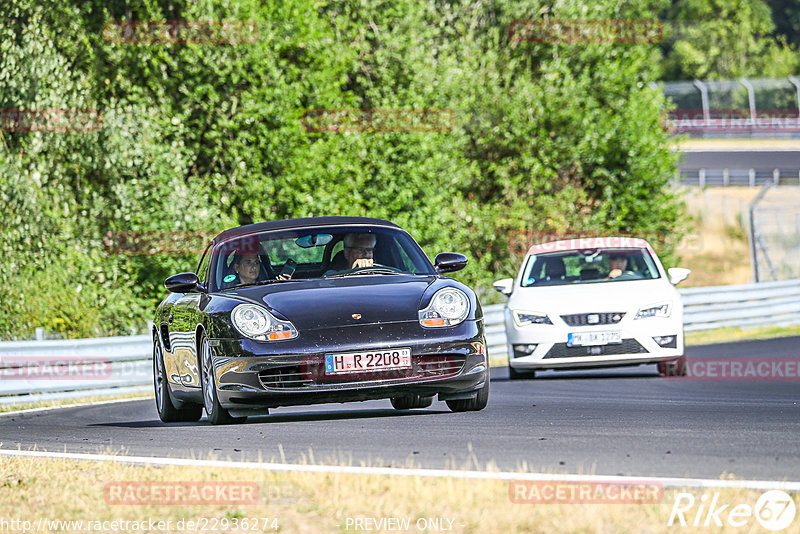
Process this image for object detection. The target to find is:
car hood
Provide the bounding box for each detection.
[228,275,437,329]
[508,278,680,315]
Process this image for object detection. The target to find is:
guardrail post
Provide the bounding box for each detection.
[739,78,757,123]
[773,168,780,185]
[723,168,729,187]
[34,327,44,341]
[749,168,756,187]
[749,184,773,282]
[693,80,710,126]
[699,168,706,188]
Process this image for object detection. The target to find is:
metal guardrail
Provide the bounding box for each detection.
[484,278,800,359]
[2,279,800,404]
[0,335,152,405]
[677,168,800,187]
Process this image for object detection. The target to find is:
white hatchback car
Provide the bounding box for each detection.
[493,237,691,378]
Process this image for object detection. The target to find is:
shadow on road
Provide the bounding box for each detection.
[91,407,449,428]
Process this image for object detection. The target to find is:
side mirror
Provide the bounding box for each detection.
[667,267,691,285]
[434,252,468,274]
[165,272,200,293]
[493,278,513,296]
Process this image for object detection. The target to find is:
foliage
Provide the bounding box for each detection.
[1,0,687,338]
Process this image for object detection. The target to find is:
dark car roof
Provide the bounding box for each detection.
[213,216,401,243]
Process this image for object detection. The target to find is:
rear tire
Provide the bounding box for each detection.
[153,335,202,423]
[390,394,434,410]
[658,355,688,377]
[508,365,536,380]
[199,333,247,425]
[446,377,489,412]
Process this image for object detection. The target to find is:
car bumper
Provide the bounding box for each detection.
[208,320,488,411]
[505,312,683,371]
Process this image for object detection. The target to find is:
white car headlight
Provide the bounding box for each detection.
[635,302,671,320]
[232,304,298,341]
[512,310,553,326]
[419,288,470,327]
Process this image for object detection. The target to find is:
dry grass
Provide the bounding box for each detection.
[1,455,798,533]
[685,324,800,346]
[0,392,151,414]
[677,187,757,287]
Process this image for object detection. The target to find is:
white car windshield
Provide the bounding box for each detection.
[520,248,661,287]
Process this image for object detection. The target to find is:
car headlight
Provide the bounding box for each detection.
[512,310,553,326]
[231,304,298,341]
[635,302,671,320]
[419,288,470,327]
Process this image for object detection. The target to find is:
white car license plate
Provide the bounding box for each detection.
[567,331,622,347]
[324,348,412,374]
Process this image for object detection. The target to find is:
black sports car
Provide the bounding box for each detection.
[152,217,489,424]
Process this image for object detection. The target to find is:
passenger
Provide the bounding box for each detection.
[224,252,290,287]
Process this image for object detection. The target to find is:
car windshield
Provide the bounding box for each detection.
[210,226,435,291]
[520,248,661,287]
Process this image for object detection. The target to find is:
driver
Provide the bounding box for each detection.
[606,253,629,279]
[342,233,376,269]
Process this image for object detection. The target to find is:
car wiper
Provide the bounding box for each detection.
[229,279,301,289]
[325,268,402,278]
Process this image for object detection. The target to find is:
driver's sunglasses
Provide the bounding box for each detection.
[346,246,374,254]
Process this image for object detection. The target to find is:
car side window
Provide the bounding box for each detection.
[196,242,213,285]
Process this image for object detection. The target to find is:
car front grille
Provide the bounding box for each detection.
[542,339,647,359]
[560,312,625,326]
[258,354,467,390]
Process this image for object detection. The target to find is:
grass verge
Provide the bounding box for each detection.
[0,455,797,533]
[685,324,800,346]
[0,392,151,414]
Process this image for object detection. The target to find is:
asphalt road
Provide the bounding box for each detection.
[679,150,800,171]
[1,337,798,481]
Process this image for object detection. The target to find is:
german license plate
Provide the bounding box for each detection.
[567,331,622,347]
[324,348,412,374]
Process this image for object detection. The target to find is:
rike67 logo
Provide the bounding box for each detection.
[668,490,797,531]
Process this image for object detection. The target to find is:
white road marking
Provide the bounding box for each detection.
[0,448,798,491]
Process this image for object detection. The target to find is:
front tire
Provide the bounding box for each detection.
[390,394,434,410]
[658,355,688,377]
[153,335,202,423]
[446,376,489,412]
[199,333,247,425]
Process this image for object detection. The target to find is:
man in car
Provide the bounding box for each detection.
[343,233,376,269]
[606,253,629,279]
